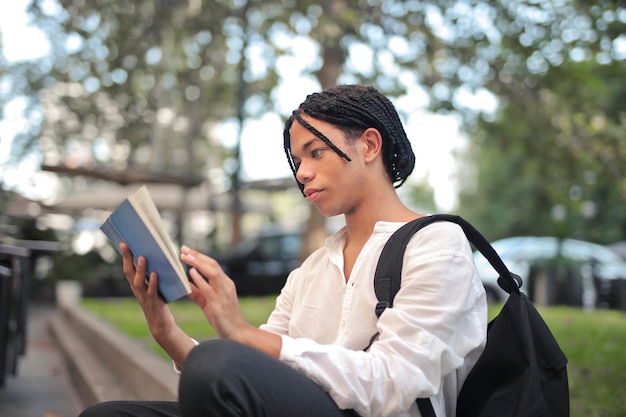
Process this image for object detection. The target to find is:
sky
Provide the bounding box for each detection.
[0,0,469,211]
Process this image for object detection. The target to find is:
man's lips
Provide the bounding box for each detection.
[304,188,322,203]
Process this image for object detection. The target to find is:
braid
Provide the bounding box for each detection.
[283,85,415,190]
[292,112,352,162]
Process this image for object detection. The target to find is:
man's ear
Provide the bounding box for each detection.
[361,128,383,163]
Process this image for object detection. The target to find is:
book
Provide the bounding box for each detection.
[99,185,192,302]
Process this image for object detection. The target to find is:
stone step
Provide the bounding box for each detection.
[50,302,178,408]
[50,314,133,406]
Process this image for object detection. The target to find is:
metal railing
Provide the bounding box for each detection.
[0,243,30,387]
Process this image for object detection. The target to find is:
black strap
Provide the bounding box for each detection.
[417,398,437,417]
[374,214,521,318]
[373,214,523,417]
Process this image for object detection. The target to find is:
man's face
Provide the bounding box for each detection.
[288,115,363,217]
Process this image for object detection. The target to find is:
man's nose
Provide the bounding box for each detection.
[295,161,314,184]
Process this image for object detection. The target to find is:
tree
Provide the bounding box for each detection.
[9,0,562,182]
[1,0,505,251]
[4,0,624,247]
[458,57,626,243]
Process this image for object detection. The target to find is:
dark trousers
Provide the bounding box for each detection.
[78,339,358,417]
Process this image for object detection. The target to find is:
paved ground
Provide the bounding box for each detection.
[0,304,83,417]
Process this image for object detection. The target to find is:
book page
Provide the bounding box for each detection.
[127,186,188,286]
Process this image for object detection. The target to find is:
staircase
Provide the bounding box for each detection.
[49,290,178,408]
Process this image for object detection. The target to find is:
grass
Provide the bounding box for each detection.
[82,297,626,417]
[81,297,277,358]
[534,306,626,417]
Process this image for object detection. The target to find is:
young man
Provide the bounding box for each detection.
[80,85,487,417]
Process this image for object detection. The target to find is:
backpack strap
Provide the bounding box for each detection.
[374,214,521,318]
[373,214,523,417]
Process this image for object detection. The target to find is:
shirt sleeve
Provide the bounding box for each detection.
[276,224,488,417]
[172,338,200,374]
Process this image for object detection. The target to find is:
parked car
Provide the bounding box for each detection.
[609,241,626,261]
[474,236,626,309]
[215,230,302,296]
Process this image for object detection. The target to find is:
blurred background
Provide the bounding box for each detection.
[1,0,625,306]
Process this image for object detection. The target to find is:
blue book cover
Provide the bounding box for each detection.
[100,186,191,303]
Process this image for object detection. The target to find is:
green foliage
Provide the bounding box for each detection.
[455,0,626,242]
[4,0,625,248]
[11,0,622,177]
[459,57,626,243]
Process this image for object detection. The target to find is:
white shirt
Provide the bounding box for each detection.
[260,220,488,417]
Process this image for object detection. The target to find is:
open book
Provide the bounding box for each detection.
[100,185,192,302]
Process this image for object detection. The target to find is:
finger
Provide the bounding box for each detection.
[188,267,210,290]
[146,272,159,297]
[133,256,148,289]
[180,245,216,265]
[190,284,203,298]
[120,243,136,280]
[187,284,207,309]
[180,247,222,281]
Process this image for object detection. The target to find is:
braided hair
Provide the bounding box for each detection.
[283,85,415,192]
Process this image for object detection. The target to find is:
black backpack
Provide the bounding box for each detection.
[373,214,569,417]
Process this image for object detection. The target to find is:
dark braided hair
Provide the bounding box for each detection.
[283,85,415,192]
